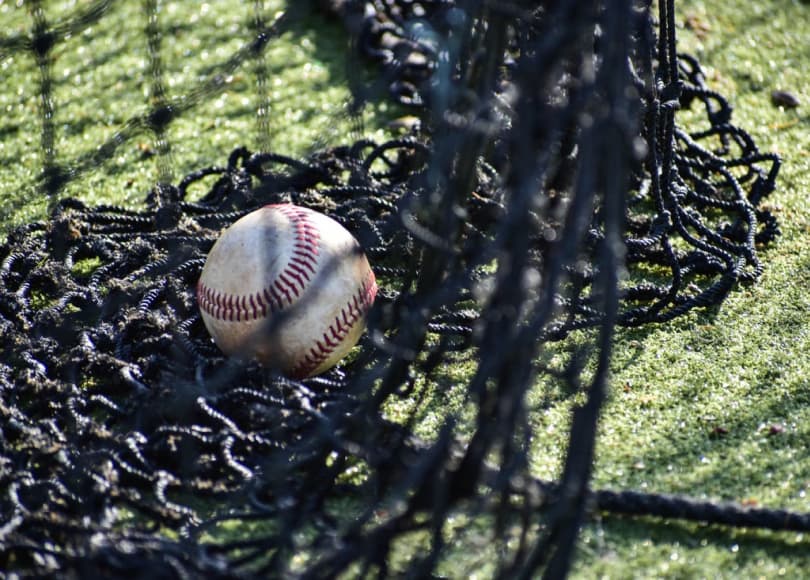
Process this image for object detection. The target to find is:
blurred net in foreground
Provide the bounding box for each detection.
[0,0,803,578]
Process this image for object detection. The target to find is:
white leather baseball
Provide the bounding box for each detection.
[197,204,377,378]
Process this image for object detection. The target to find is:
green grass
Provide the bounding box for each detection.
[1,0,809,577]
[0,0,398,228]
[566,1,810,576]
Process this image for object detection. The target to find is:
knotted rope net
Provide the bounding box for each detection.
[0,1,801,578]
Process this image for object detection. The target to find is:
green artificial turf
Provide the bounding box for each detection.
[0,0,397,229]
[566,1,810,576]
[1,0,809,577]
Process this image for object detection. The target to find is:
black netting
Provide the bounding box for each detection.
[0,1,803,578]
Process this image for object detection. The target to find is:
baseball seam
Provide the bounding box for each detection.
[197,204,320,322]
[289,269,377,379]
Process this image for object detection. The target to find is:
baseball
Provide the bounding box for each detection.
[197,203,377,378]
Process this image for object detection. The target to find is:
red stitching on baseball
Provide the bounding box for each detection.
[265,287,283,310]
[197,204,375,377]
[289,269,377,379]
[253,291,265,315]
[197,204,321,322]
[286,262,311,282]
[279,271,304,295]
[274,279,292,305]
[323,332,339,349]
[290,255,316,275]
[249,295,257,319]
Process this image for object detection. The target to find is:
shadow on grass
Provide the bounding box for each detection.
[591,353,810,506]
[582,514,810,569]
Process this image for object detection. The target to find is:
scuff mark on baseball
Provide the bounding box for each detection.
[197,203,377,378]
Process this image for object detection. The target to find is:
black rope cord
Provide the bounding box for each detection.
[0,0,801,578]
